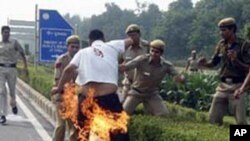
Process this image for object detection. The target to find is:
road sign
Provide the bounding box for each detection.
[39,9,73,62]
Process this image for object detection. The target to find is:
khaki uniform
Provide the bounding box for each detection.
[123,54,179,116]
[0,39,24,116]
[52,52,77,141]
[187,57,199,72]
[121,40,148,101]
[209,38,250,125]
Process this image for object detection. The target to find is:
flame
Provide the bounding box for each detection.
[60,83,129,141]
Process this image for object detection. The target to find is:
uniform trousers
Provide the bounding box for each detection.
[209,82,248,125]
[123,89,168,116]
[0,67,17,116]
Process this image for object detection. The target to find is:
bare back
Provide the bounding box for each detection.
[80,82,117,97]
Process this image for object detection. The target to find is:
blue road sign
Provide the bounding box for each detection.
[39,9,73,62]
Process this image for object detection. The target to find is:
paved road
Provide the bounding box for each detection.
[0,88,54,141]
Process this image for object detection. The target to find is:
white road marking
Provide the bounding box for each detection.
[16,94,52,141]
[6,114,31,122]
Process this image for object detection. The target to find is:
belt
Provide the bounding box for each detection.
[220,77,244,84]
[0,63,16,68]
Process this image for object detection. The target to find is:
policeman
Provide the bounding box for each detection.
[52,35,80,141]
[0,26,28,124]
[198,17,250,125]
[120,24,149,103]
[120,39,185,116]
[185,50,201,73]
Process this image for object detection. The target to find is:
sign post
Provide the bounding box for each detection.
[39,9,73,62]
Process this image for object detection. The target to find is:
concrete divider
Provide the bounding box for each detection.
[16,78,55,125]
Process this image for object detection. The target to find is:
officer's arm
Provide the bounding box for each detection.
[56,64,78,93]
[232,59,250,72]
[207,54,221,68]
[120,55,142,72]
[231,42,250,72]
[201,44,221,68]
[124,38,134,50]
[167,63,185,84]
[15,40,28,70]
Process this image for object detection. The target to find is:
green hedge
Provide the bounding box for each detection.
[129,103,232,141]
[17,64,54,100]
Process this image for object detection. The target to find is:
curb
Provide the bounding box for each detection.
[16,78,55,125]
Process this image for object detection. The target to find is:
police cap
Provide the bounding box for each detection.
[218,17,236,27]
[125,24,140,34]
[150,39,166,52]
[66,35,80,45]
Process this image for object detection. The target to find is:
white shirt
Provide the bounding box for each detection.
[70,40,125,86]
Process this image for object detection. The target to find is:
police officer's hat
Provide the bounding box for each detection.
[66,35,80,45]
[125,24,140,34]
[218,17,236,28]
[150,39,166,52]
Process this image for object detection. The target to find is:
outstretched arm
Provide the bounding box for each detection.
[51,64,77,94]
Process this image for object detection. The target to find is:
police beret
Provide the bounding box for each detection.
[125,24,140,34]
[150,39,166,52]
[66,35,80,45]
[218,17,236,27]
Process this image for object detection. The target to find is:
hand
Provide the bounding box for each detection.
[174,74,185,84]
[227,50,237,61]
[198,57,207,67]
[234,87,244,99]
[119,64,126,72]
[51,86,63,95]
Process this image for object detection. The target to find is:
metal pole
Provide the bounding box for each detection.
[34,4,38,69]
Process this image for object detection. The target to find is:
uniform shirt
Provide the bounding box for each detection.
[0,39,24,64]
[54,52,72,85]
[125,54,179,93]
[122,39,149,81]
[188,57,199,71]
[70,40,125,86]
[212,37,250,78]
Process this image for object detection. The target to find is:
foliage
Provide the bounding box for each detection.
[129,102,232,141]
[17,64,53,100]
[160,72,218,111]
[64,0,250,59]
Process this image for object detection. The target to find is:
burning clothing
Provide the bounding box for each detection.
[78,93,129,141]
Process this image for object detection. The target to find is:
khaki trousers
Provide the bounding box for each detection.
[52,94,77,141]
[123,89,168,116]
[0,67,17,116]
[209,82,248,125]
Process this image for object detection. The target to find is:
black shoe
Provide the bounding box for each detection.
[12,106,18,114]
[0,116,6,124]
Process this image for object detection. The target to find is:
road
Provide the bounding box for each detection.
[0,88,54,141]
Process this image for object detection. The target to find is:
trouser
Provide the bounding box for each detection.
[209,82,248,125]
[0,67,17,116]
[123,89,169,116]
[78,93,130,141]
[52,94,77,141]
